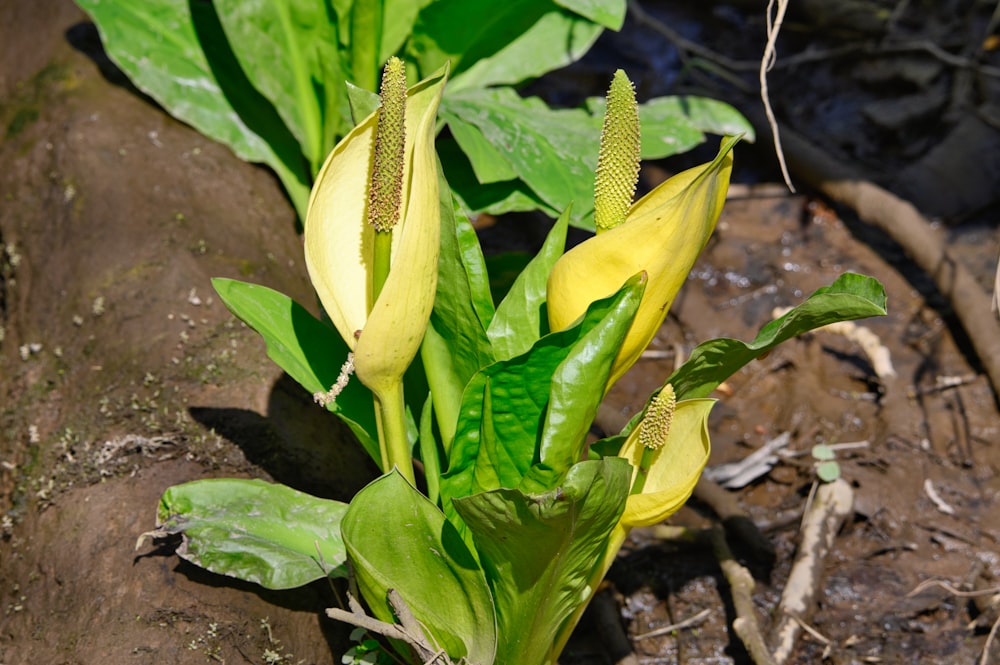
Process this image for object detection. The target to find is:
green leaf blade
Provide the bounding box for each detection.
[669,273,888,400]
[487,209,570,360]
[454,458,630,665]
[342,472,497,665]
[211,278,379,464]
[76,0,311,217]
[156,479,349,590]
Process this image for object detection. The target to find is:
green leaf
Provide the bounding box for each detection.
[521,272,646,492]
[440,273,644,520]
[75,0,311,218]
[453,458,630,665]
[410,1,608,89]
[155,479,348,590]
[447,116,519,184]
[669,273,887,400]
[812,444,836,461]
[214,0,349,171]
[555,0,627,29]
[441,88,599,228]
[586,95,756,159]
[211,278,380,464]
[345,80,382,124]
[448,10,606,91]
[488,208,569,360]
[816,460,841,482]
[421,170,497,451]
[342,471,497,665]
[437,136,557,218]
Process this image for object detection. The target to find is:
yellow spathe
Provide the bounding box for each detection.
[304,65,449,399]
[547,137,738,388]
[618,398,714,527]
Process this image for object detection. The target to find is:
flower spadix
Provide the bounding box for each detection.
[548,126,738,388]
[618,391,713,527]
[305,62,449,400]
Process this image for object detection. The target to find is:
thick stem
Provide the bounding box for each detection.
[372,230,392,305]
[374,381,415,485]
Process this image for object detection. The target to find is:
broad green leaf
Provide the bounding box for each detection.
[454,458,630,665]
[441,88,599,227]
[421,170,497,451]
[381,0,434,63]
[214,0,348,171]
[211,278,379,464]
[441,274,644,521]
[520,272,645,492]
[488,208,569,360]
[555,0,627,29]
[586,95,756,158]
[410,1,608,88]
[448,11,606,91]
[155,479,348,590]
[76,0,311,219]
[669,273,888,399]
[343,471,497,665]
[447,116,519,184]
[437,137,556,218]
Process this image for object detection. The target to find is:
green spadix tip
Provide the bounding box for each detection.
[594,69,641,233]
[369,57,407,233]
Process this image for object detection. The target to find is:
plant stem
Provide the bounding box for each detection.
[372,230,392,304]
[374,381,415,485]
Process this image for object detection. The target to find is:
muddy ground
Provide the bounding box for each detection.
[2,1,999,664]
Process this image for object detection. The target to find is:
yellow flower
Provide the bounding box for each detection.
[304,64,449,400]
[547,137,738,388]
[617,396,713,527]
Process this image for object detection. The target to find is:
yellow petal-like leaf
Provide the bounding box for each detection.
[618,398,713,527]
[547,137,737,387]
[305,65,449,397]
[355,67,448,397]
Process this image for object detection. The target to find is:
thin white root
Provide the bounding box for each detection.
[769,478,854,664]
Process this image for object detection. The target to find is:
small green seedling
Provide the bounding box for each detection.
[811,444,842,482]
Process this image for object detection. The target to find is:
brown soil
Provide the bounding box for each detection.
[2,2,999,665]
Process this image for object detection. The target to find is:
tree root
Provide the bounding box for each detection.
[755,115,1000,402]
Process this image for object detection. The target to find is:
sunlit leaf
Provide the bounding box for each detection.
[155,479,348,590]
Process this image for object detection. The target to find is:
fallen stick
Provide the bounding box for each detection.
[768,478,854,664]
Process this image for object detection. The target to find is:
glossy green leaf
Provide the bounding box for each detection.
[437,137,556,218]
[555,0,627,28]
[586,95,756,158]
[441,88,598,227]
[211,278,379,464]
[488,208,570,360]
[421,171,497,451]
[214,0,348,171]
[668,273,888,399]
[75,0,311,218]
[441,273,644,521]
[342,471,497,665]
[156,479,348,590]
[454,458,630,665]
[410,0,614,89]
